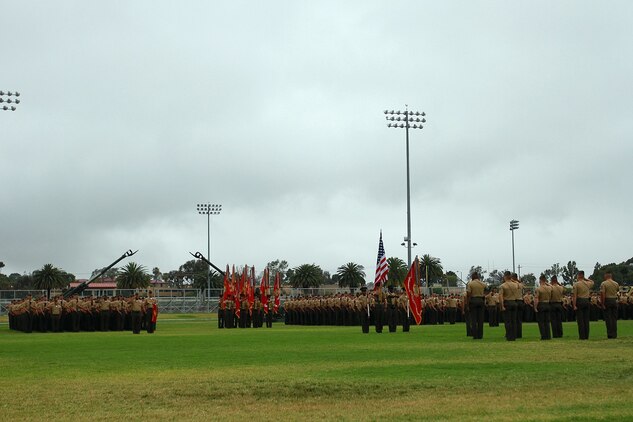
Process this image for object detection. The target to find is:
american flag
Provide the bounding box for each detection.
[374,231,389,290]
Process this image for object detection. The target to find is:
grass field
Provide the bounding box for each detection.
[1,315,633,421]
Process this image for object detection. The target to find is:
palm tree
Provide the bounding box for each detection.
[419,254,443,287]
[289,264,324,291]
[116,262,151,290]
[32,263,66,299]
[386,257,408,287]
[336,262,366,291]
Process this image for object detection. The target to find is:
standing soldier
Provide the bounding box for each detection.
[466,272,486,339]
[618,292,628,321]
[534,275,552,340]
[239,293,248,328]
[225,294,235,328]
[252,294,263,328]
[373,283,386,333]
[398,290,411,332]
[549,276,564,338]
[512,274,524,338]
[387,285,398,333]
[130,294,144,334]
[499,272,518,341]
[485,289,498,327]
[265,293,274,328]
[600,271,620,339]
[49,297,63,332]
[523,291,534,323]
[572,271,594,340]
[99,296,111,332]
[446,294,457,325]
[218,297,225,329]
[145,292,158,333]
[358,286,370,334]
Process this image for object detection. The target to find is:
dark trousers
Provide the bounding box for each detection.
[266,311,273,328]
[536,303,551,340]
[576,298,590,339]
[447,307,456,324]
[516,301,523,338]
[225,310,234,328]
[387,305,397,332]
[360,310,369,333]
[374,304,384,333]
[401,309,410,332]
[239,310,247,328]
[100,310,110,331]
[503,301,517,341]
[51,315,62,332]
[469,297,485,339]
[487,306,498,327]
[604,298,618,339]
[131,311,142,334]
[550,302,563,338]
[145,310,155,333]
[218,309,225,328]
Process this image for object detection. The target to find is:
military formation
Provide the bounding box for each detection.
[465,270,629,341]
[283,285,470,333]
[218,290,278,329]
[7,293,158,334]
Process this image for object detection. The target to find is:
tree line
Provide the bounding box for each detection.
[2,256,631,294]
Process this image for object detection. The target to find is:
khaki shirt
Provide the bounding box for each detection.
[131,299,143,312]
[467,279,486,297]
[514,282,524,300]
[499,281,517,304]
[50,303,63,316]
[573,279,593,299]
[550,284,564,302]
[600,279,619,298]
[536,284,552,302]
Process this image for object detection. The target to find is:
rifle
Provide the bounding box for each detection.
[63,249,138,299]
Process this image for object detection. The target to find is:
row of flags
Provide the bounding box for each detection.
[374,230,422,325]
[221,265,281,318]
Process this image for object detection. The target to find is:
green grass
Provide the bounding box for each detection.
[1,317,633,421]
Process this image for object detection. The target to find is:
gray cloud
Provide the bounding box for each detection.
[2,1,632,281]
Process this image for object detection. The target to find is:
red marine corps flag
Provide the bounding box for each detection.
[222,264,231,302]
[232,266,240,319]
[374,231,389,291]
[273,271,281,313]
[248,266,255,314]
[260,267,270,314]
[403,256,423,325]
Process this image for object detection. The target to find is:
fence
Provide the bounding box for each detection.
[0,286,466,316]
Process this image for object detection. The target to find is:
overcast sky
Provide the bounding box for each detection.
[1,1,632,281]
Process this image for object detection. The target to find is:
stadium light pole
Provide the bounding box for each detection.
[510,220,519,274]
[0,90,21,111]
[197,203,222,312]
[385,106,426,267]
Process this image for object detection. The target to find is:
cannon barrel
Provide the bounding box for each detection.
[63,249,138,298]
[189,251,225,276]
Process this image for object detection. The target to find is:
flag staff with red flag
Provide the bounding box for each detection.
[273,272,281,315]
[404,256,423,325]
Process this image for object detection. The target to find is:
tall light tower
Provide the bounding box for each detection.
[510,219,519,274]
[0,91,21,111]
[384,107,426,267]
[197,203,222,311]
